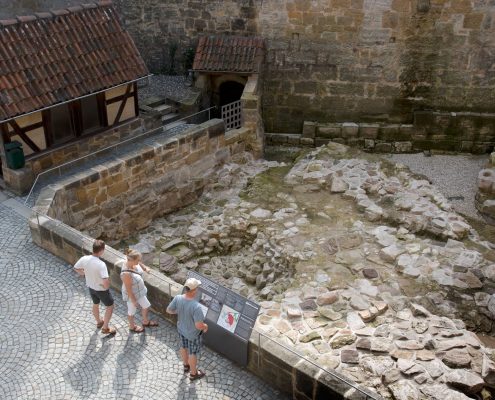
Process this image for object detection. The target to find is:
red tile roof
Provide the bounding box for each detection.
[192,36,264,74]
[0,1,148,121]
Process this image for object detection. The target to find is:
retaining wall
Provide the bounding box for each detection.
[34,119,250,241]
[4,113,162,195]
[266,111,495,154]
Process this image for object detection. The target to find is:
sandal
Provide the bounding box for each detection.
[101,327,117,335]
[183,364,190,373]
[96,321,104,329]
[143,320,159,327]
[190,369,206,381]
[129,325,144,333]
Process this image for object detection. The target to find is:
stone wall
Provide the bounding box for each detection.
[476,153,495,224]
[34,119,253,241]
[28,205,380,400]
[241,74,265,157]
[266,110,495,153]
[114,0,495,133]
[3,113,162,195]
[3,1,494,134]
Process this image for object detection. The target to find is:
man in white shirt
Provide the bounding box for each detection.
[74,240,116,334]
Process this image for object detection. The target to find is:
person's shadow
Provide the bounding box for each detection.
[113,331,146,398]
[63,331,112,398]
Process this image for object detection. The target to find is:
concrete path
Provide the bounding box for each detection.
[0,193,287,400]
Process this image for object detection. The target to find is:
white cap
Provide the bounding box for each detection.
[184,277,202,291]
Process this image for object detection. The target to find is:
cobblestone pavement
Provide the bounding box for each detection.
[0,198,287,400]
[386,153,488,221]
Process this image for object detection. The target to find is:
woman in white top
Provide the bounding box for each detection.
[119,250,159,333]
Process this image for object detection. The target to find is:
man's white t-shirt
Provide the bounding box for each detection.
[74,255,109,291]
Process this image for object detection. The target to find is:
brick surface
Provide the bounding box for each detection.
[0,199,287,400]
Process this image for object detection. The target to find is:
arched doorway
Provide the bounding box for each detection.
[219,81,245,107]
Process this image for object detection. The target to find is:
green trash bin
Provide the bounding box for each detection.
[4,141,25,169]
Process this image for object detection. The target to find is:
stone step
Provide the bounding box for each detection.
[162,112,181,124]
[163,120,186,131]
[154,104,174,114]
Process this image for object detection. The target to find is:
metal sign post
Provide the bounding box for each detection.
[185,270,260,366]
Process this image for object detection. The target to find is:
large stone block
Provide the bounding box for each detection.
[317,125,341,138]
[342,122,359,138]
[302,121,316,138]
[359,123,380,139]
[478,169,495,193]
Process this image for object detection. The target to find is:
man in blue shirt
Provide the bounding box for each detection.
[166,277,208,381]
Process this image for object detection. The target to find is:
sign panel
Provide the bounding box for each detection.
[184,270,260,366]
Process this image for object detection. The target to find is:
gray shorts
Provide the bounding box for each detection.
[89,288,114,306]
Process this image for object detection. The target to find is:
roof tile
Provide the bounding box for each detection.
[0,1,148,121]
[192,35,264,74]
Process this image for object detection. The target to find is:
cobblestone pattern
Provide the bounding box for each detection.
[387,153,488,221]
[0,201,287,400]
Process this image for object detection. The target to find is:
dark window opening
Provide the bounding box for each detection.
[50,103,75,145]
[80,95,102,134]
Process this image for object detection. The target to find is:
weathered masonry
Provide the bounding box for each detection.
[29,118,379,400]
[0,2,149,194]
[4,1,495,152]
[110,0,495,137]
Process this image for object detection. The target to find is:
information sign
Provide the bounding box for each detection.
[184,270,260,366]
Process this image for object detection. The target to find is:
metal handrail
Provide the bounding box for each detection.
[256,331,380,400]
[24,106,217,205]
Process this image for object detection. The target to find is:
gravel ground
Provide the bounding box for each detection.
[138,74,198,104]
[385,153,489,221]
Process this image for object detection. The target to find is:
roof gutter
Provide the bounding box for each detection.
[0,74,153,125]
[192,70,258,75]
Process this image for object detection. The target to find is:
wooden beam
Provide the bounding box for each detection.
[8,120,41,152]
[42,110,53,147]
[113,84,133,125]
[133,82,139,117]
[70,100,83,137]
[97,93,108,127]
[105,87,135,105]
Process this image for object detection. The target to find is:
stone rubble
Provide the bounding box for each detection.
[121,144,495,399]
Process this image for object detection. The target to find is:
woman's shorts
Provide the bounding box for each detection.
[126,296,151,316]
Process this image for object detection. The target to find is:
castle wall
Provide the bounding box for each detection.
[2,1,495,134]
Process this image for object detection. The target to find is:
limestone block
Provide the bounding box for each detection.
[300,137,314,146]
[317,125,341,138]
[445,370,485,395]
[302,121,316,138]
[378,124,400,140]
[359,123,379,139]
[394,141,412,152]
[374,142,393,152]
[478,169,495,193]
[342,122,359,138]
[388,380,420,400]
[364,139,375,149]
[441,349,471,368]
[340,349,359,364]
